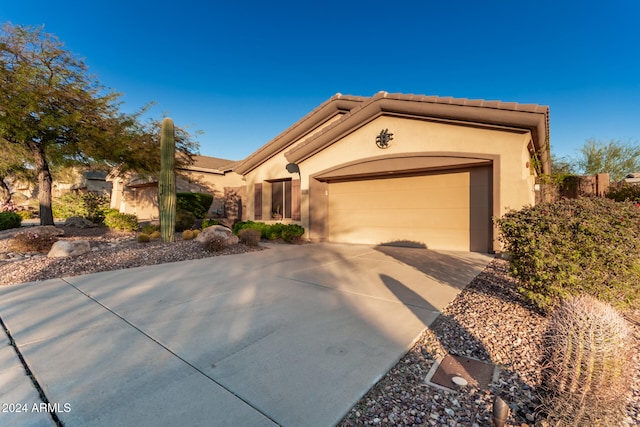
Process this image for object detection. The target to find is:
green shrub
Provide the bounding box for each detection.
[233,220,267,236]
[176,192,213,219]
[103,210,139,232]
[0,212,21,231]
[496,196,640,311]
[9,231,58,253]
[606,182,640,203]
[53,193,110,223]
[204,234,226,252]
[281,224,305,242]
[16,210,35,220]
[233,221,305,243]
[175,209,196,232]
[201,218,219,229]
[137,233,151,243]
[540,295,633,426]
[141,223,160,234]
[238,228,261,246]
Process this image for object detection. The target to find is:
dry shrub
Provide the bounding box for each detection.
[204,234,226,252]
[238,228,261,246]
[9,232,58,253]
[540,295,634,426]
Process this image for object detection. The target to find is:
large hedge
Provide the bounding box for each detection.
[176,192,213,219]
[496,196,640,311]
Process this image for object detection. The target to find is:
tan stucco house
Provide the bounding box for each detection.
[235,92,550,253]
[108,155,245,221]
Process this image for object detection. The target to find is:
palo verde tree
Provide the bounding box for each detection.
[572,138,640,182]
[0,23,198,224]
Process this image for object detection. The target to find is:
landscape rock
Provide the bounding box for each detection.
[18,225,65,238]
[195,225,239,246]
[48,240,91,258]
[64,216,98,228]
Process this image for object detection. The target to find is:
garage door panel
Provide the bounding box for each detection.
[333,208,471,229]
[331,188,473,210]
[328,167,491,252]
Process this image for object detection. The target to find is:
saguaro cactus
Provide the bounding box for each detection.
[540,295,633,426]
[158,117,176,242]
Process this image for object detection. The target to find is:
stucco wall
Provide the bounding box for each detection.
[245,115,537,251]
[111,170,245,221]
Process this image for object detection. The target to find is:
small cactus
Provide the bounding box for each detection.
[539,295,633,426]
[137,233,150,243]
[181,229,194,240]
[158,118,176,242]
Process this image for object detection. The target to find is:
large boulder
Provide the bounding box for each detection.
[64,216,97,228]
[48,240,91,258]
[195,225,239,247]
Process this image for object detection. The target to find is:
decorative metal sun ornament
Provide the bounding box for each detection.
[376,129,394,149]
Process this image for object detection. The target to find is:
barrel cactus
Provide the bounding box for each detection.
[158,117,176,242]
[539,295,633,426]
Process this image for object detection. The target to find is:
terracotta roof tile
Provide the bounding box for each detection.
[188,155,237,172]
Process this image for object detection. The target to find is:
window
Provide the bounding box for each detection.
[271,179,291,219]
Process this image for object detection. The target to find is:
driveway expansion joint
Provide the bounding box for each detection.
[60,278,281,426]
[0,313,63,427]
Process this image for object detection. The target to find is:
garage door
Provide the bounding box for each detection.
[327,167,491,252]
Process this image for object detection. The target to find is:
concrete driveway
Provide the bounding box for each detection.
[0,242,492,427]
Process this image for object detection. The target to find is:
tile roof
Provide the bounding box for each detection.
[187,155,237,172]
[236,92,550,175]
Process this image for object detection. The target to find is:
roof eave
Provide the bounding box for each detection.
[234,94,367,175]
[285,94,550,174]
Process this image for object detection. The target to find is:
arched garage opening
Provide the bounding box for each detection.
[309,154,495,252]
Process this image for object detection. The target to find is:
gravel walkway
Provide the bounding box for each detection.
[1,225,638,426]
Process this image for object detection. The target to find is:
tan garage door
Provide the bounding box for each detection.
[328,167,491,252]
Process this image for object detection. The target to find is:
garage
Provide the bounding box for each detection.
[327,166,492,252]
[236,92,550,253]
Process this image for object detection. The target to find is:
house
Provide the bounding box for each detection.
[234,92,550,253]
[621,172,640,184]
[108,155,245,222]
[79,171,112,195]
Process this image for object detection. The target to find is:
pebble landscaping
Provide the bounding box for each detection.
[1,225,638,426]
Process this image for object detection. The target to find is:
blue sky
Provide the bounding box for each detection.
[2,1,639,162]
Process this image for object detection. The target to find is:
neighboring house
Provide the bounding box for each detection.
[621,172,640,184]
[108,155,245,222]
[235,92,550,253]
[9,169,111,201]
[78,171,112,195]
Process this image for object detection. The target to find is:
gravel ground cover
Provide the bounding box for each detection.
[338,261,640,427]
[1,225,638,426]
[0,225,263,286]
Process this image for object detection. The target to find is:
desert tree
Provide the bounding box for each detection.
[0,23,198,224]
[0,139,33,205]
[572,138,640,182]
